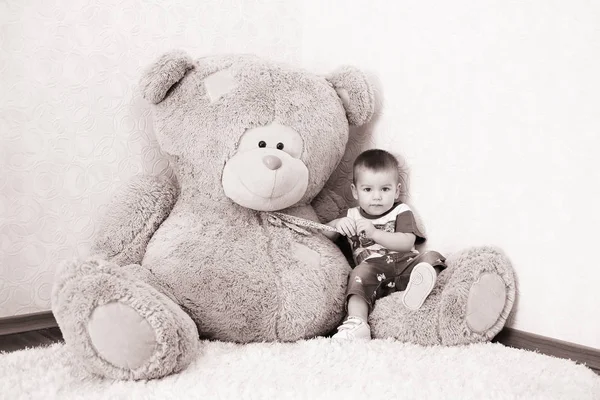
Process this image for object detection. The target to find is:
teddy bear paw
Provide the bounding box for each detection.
[438,246,516,345]
[52,257,199,380]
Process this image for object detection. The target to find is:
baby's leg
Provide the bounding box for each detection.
[345,260,398,315]
[333,261,396,340]
[399,251,447,310]
[402,262,437,310]
[347,294,369,322]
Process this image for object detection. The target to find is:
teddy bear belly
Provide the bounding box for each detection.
[143,220,349,342]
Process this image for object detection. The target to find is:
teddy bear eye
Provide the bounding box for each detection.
[276,143,284,150]
[258,141,266,148]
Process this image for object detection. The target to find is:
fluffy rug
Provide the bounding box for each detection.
[1,338,598,399]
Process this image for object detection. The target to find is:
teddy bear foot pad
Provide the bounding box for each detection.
[465,272,507,333]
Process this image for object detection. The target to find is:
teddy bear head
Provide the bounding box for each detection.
[140,50,374,211]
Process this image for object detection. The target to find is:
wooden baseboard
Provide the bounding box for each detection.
[0,311,58,336]
[494,327,600,374]
[1,312,598,373]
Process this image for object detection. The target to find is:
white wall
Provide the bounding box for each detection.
[302,0,600,348]
[1,0,598,349]
[0,0,301,315]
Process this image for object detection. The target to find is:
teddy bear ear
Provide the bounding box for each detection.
[326,66,375,126]
[139,50,195,104]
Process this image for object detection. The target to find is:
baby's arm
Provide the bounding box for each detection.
[372,231,416,253]
[322,217,356,240]
[355,219,416,252]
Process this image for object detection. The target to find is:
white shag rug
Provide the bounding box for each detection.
[1,338,598,400]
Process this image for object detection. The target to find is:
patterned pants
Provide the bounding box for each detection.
[345,250,447,312]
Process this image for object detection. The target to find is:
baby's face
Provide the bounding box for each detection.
[351,168,401,216]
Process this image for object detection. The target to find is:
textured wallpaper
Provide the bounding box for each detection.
[4,0,599,350]
[0,0,302,317]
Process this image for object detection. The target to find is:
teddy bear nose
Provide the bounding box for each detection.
[262,155,282,170]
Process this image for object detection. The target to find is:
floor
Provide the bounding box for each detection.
[1,328,598,376]
[0,327,64,353]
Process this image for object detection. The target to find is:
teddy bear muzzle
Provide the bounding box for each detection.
[222,148,309,211]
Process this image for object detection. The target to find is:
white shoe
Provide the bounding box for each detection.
[402,262,437,310]
[332,316,371,340]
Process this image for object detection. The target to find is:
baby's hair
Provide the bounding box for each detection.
[353,149,399,183]
[352,148,408,200]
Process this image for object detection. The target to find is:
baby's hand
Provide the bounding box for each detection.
[335,217,356,237]
[356,219,376,239]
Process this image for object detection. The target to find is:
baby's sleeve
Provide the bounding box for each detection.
[395,210,426,244]
[342,207,358,220]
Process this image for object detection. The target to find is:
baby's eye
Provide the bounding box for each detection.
[363,188,371,192]
[383,187,390,192]
[258,141,267,148]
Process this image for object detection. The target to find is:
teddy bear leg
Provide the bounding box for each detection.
[438,246,516,345]
[370,246,515,346]
[52,256,199,380]
[369,275,449,345]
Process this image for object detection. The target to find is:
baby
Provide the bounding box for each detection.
[323,149,447,340]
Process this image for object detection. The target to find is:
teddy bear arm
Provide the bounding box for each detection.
[91,175,178,266]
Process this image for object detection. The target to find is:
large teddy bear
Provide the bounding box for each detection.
[52,50,515,380]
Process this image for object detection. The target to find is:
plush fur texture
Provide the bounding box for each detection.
[52,50,516,381]
[51,257,199,380]
[91,175,178,266]
[326,66,375,126]
[370,246,515,345]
